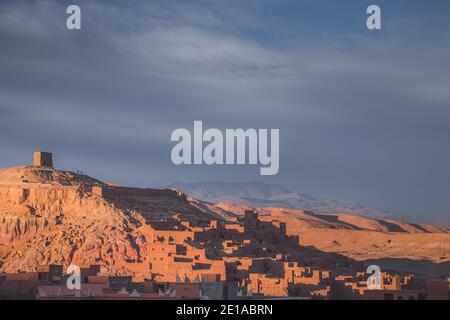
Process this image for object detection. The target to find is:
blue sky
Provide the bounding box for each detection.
[0,0,449,222]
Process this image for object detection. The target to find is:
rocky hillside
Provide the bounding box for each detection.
[0,166,149,273]
[168,181,393,219]
[216,204,450,264]
[0,166,221,274]
[1,165,449,275]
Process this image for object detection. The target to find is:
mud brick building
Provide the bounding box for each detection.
[33,151,53,168]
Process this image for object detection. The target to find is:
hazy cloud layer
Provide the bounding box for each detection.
[0,0,449,221]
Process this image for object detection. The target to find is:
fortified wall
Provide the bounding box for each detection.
[91,186,187,201]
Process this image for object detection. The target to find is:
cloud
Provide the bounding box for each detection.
[0,0,449,219]
[116,26,287,78]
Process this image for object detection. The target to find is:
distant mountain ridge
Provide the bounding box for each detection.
[168,181,394,219]
[1,163,448,276]
[169,181,450,227]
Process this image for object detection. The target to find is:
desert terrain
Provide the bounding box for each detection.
[0,164,449,278]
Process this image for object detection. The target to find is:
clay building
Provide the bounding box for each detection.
[33,151,53,168]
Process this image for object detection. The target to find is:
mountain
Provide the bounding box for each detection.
[1,164,448,277]
[168,181,392,219]
[169,181,291,201]
[168,181,450,265]
[220,205,449,265]
[0,165,231,273]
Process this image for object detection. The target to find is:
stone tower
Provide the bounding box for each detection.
[33,151,53,168]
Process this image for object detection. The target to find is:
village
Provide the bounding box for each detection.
[1,206,448,300]
[0,152,448,300]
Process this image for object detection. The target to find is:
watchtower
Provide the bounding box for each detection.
[33,151,53,168]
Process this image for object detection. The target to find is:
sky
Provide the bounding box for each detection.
[0,0,449,222]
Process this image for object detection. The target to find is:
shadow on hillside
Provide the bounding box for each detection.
[362,258,450,279]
